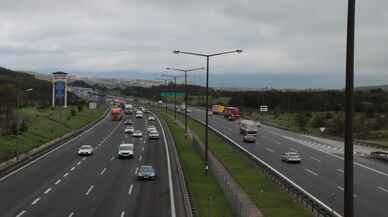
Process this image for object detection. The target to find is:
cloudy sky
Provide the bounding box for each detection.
[0,0,387,88]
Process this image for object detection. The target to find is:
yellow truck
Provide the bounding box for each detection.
[211,105,225,114]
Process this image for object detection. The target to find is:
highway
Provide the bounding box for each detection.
[0,110,181,217]
[178,105,388,217]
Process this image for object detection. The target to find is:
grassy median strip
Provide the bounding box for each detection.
[0,106,106,162]
[161,113,234,217]
[164,110,311,217]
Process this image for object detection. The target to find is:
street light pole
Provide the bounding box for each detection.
[166,67,204,136]
[344,0,356,217]
[173,49,243,176]
[162,74,184,120]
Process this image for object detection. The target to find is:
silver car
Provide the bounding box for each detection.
[243,134,256,143]
[118,144,134,159]
[149,130,160,140]
[132,130,143,137]
[281,152,302,163]
[137,165,157,180]
[78,145,94,156]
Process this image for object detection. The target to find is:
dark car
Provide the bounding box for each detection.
[137,165,157,180]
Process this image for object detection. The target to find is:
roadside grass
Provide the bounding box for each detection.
[161,112,234,217]
[0,106,105,162]
[164,109,311,217]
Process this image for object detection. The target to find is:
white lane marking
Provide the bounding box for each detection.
[110,156,115,161]
[265,148,275,153]
[378,186,388,193]
[305,168,319,176]
[154,112,176,217]
[31,197,41,205]
[70,166,76,171]
[85,185,94,195]
[0,111,110,182]
[142,147,145,151]
[139,155,142,161]
[77,161,82,165]
[120,211,125,217]
[63,173,69,177]
[309,156,321,162]
[68,212,75,217]
[134,167,138,175]
[100,168,107,175]
[128,184,134,195]
[337,169,344,173]
[44,187,52,194]
[337,186,344,191]
[55,179,61,185]
[16,210,26,217]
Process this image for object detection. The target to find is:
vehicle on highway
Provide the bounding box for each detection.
[111,108,123,121]
[148,116,156,121]
[135,111,143,118]
[124,119,133,125]
[212,104,225,114]
[240,119,258,135]
[118,143,134,159]
[281,152,302,163]
[149,130,160,139]
[124,126,135,134]
[77,145,94,156]
[208,111,213,116]
[147,125,157,133]
[224,106,240,120]
[133,130,143,137]
[243,134,256,143]
[137,165,157,180]
[256,121,262,128]
[124,104,133,114]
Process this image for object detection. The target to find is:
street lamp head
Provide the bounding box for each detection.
[173,50,180,54]
[235,49,243,53]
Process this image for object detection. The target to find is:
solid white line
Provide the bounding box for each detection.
[68,212,74,217]
[337,169,344,173]
[16,210,26,217]
[337,186,344,191]
[134,167,138,175]
[120,211,125,217]
[154,112,176,217]
[305,168,319,176]
[70,167,76,171]
[265,148,275,153]
[100,168,107,175]
[63,173,69,177]
[44,187,52,194]
[0,112,110,182]
[31,197,41,205]
[85,185,94,195]
[309,156,321,162]
[378,186,388,193]
[54,179,61,185]
[128,184,134,195]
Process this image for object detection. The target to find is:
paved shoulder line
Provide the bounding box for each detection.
[0,111,110,182]
[153,112,176,217]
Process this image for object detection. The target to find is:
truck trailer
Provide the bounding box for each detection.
[224,107,240,120]
[111,108,123,121]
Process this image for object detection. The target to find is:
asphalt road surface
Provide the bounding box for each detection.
[0,111,179,217]
[174,105,388,217]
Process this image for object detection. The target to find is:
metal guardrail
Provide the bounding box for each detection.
[172,107,343,217]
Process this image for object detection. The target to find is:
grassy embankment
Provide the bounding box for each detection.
[161,109,311,217]
[161,112,234,217]
[0,105,106,162]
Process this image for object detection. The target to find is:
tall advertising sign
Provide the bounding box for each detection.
[52,72,68,108]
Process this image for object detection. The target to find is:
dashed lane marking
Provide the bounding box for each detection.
[44,188,52,194]
[85,185,94,196]
[31,197,41,205]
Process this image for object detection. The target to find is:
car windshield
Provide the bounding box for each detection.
[80,145,91,149]
[119,146,132,151]
[140,166,153,172]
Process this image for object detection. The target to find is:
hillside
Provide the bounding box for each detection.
[356,84,388,91]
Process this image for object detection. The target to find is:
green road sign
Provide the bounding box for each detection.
[160,92,185,97]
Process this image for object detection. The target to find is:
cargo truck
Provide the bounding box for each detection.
[224,107,240,120]
[111,108,123,121]
[212,105,225,114]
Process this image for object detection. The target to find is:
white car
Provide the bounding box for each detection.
[118,144,134,158]
[133,130,143,137]
[149,130,160,139]
[124,126,134,134]
[148,116,156,121]
[281,152,302,163]
[135,111,143,118]
[147,126,157,133]
[78,145,94,156]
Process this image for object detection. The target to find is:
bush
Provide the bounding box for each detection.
[78,105,83,112]
[70,108,77,117]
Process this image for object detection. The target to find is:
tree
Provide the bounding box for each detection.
[295,112,309,131]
